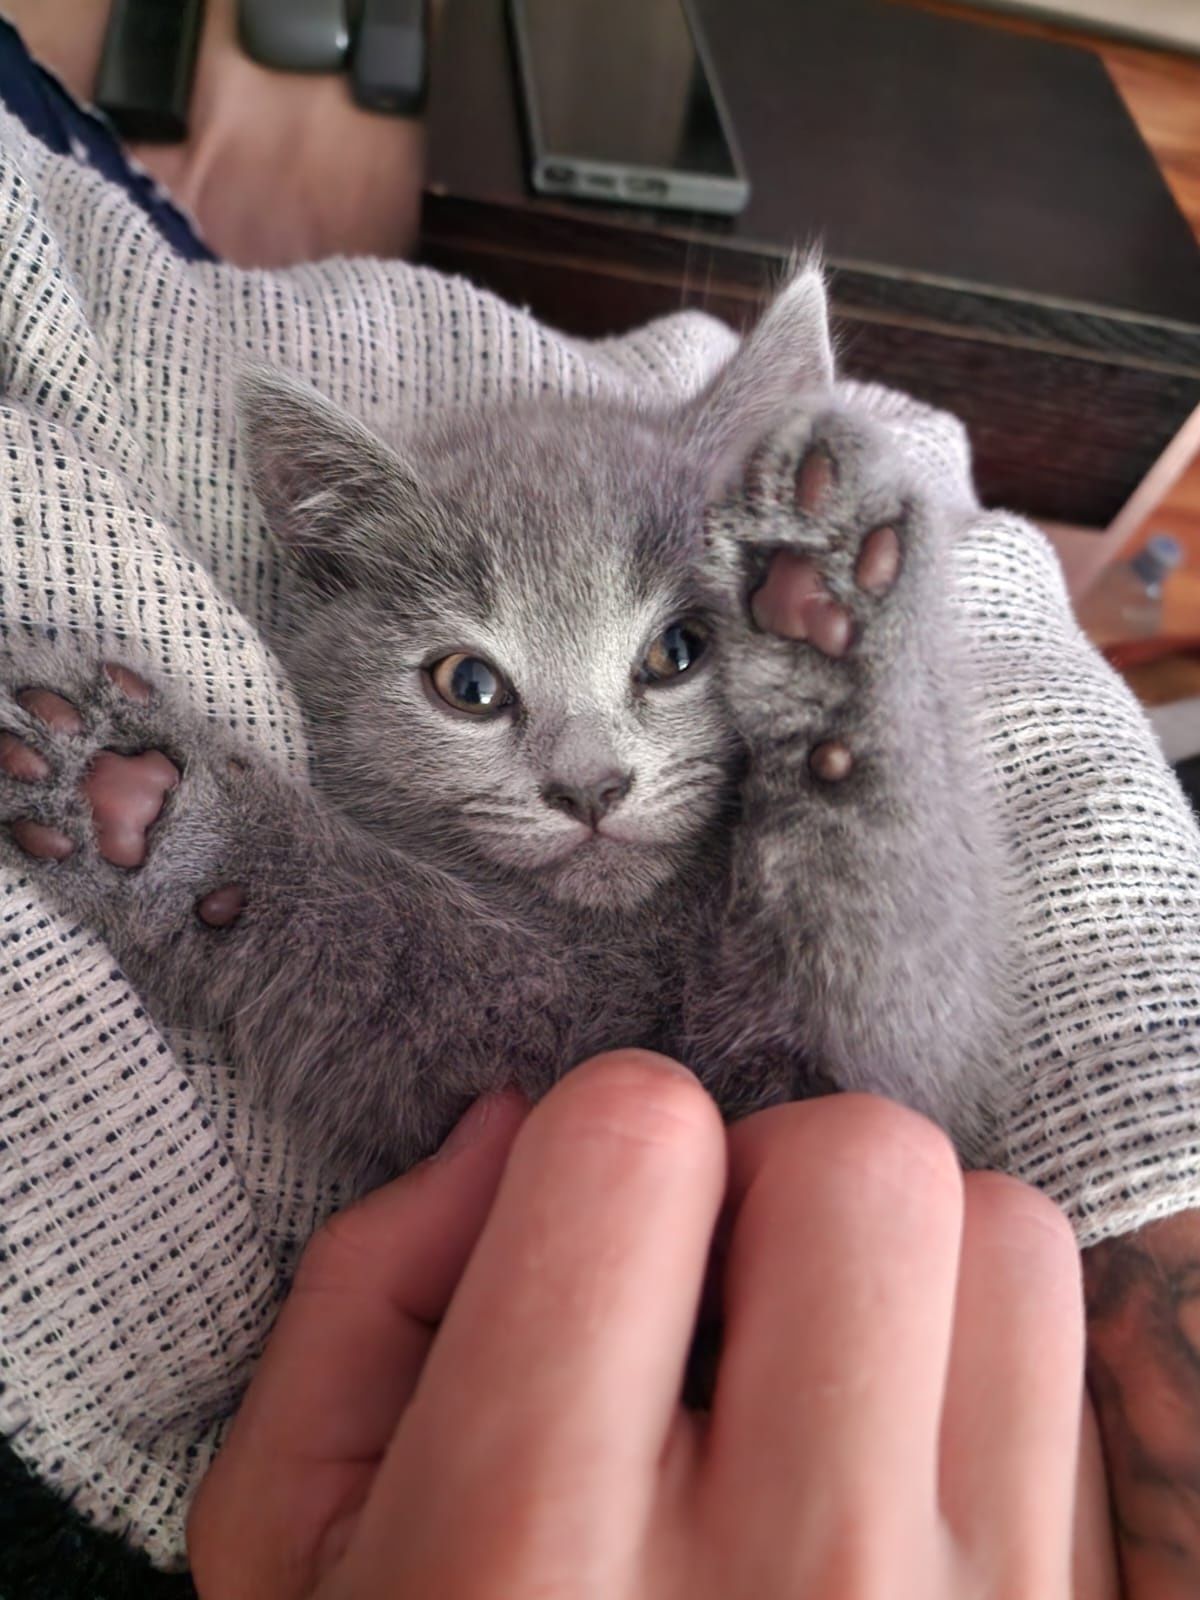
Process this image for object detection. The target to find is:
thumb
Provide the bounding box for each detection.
[187,1088,529,1600]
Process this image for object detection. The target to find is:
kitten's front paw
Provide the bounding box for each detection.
[0,658,245,939]
[707,406,958,780]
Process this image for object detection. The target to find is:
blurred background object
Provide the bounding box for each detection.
[2,0,427,264]
[969,0,1200,55]
[1075,534,1184,646]
[237,0,351,72]
[507,0,749,216]
[94,0,205,141]
[4,0,1200,737]
[421,0,1200,526]
[351,0,431,114]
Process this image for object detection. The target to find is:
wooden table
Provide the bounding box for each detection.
[910,1,1200,635]
[420,0,1200,531]
[912,1,1200,240]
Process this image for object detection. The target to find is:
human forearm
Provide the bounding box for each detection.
[1084,1208,1200,1599]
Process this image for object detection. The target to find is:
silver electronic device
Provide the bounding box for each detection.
[507,0,750,216]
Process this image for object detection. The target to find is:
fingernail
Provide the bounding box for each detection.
[434,1088,527,1162]
[585,1047,699,1082]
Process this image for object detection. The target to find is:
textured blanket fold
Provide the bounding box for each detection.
[0,109,1197,1571]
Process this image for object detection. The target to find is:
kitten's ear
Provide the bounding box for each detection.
[685,261,835,491]
[237,368,432,587]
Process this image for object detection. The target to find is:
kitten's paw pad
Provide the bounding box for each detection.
[750,551,852,653]
[3,665,179,870]
[2,658,248,940]
[809,739,854,783]
[854,523,902,596]
[103,663,154,704]
[16,688,85,733]
[706,407,959,758]
[196,884,245,928]
[747,513,904,653]
[84,749,180,867]
[0,733,51,782]
[712,410,927,655]
[10,818,75,860]
[794,445,836,515]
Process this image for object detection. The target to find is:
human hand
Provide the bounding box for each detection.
[187,1051,1118,1597]
[3,0,427,267]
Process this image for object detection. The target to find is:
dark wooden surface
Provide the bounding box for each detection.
[419,0,1200,524]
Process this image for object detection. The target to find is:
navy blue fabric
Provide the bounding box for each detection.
[0,19,215,261]
[0,25,215,1592]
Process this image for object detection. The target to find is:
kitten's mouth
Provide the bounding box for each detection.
[541,819,649,865]
[535,821,680,909]
[561,832,625,858]
[576,820,646,848]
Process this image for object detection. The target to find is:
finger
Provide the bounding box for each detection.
[348,1051,726,1592]
[1074,1394,1122,1600]
[187,1088,529,1600]
[703,1095,963,1589]
[938,1171,1086,1594]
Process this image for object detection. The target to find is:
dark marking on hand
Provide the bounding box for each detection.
[0,733,50,782]
[17,688,84,734]
[1084,1210,1200,1599]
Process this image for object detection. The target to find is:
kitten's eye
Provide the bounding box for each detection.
[429,653,511,716]
[640,620,708,685]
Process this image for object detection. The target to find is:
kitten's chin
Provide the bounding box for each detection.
[540,840,681,910]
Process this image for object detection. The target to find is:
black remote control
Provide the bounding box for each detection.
[351,0,429,115]
[95,0,206,143]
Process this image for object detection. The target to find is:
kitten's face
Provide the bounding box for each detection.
[240,269,834,911]
[274,403,739,910]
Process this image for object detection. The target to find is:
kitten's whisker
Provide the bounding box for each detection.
[655,756,728,783]
[222,957,302,1025]
[459,795,527,813]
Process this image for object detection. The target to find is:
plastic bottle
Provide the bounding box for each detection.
[1075,533,1183,646]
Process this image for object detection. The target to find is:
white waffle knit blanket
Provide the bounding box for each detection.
[1,109,1198,1571]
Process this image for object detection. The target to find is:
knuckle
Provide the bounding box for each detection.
[734,1094,964,1243]
[964,1170,1079,1264]
[184,1469,229,1589]
[806,1092,964,1207]
[293,1200,376,1292]
[186,1461,279,1599]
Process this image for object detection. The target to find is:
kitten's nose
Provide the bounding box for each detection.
[541,771,633,828]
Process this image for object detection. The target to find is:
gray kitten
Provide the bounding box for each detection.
[0,275,1011,1184]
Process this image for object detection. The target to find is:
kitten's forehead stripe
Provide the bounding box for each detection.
[366,400,713,690]
[451,535,498,618]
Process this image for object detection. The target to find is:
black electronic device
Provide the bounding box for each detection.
[351,0,430,114]
[238,0,351,72]
[94,0,206,142]
[507,0,749,215]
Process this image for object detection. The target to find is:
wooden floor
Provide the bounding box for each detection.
[908,1,1200,642]
[1149,471,1200,639]
[1051,34,1200,640]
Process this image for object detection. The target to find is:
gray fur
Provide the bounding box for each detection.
[0,275,1013,1185]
